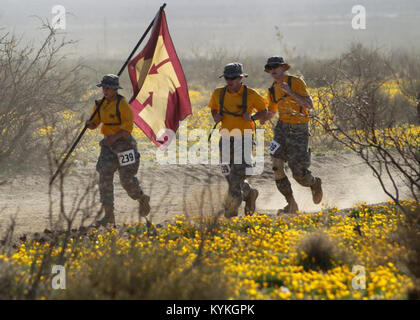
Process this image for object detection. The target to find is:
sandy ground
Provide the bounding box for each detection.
[0,152,408,236]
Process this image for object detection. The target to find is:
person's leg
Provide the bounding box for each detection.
[243,179,259,216]
[220,136,244,218]
[241,133,258,215]
[288,124,323,204]
[225,163,247,217]
[272,155,298,214]
[270,121,298,213]
[115,137,150,217]
[96,140,118,226]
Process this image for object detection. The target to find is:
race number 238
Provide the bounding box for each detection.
[117,149,136,167]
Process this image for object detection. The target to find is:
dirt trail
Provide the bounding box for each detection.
[0,152,408,236]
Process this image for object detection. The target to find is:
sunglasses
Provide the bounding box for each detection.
[224,76,240,80]
[265,64,282,71]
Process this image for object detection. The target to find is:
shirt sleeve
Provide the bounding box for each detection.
[208,90,220,112]
[118,99,134,133]
[250,89,268,112]
[293,77,310,97]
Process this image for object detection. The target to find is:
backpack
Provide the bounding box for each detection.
[268,75,303,114]
[95,94,123,125]
[219,85,248,117]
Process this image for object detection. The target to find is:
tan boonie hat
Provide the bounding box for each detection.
[97,74,123,89]
[219,62,248,78]
[264,56,290,72]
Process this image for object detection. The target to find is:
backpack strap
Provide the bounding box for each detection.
[103,94,123,126]
[287,75,293,88]
[242,85,248,115]
[219,85,248,117]
[219,86,227,116]
[95,97,106,120]
[269,75,294,103]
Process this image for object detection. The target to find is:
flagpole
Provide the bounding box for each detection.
[117,3,167,77]
[49,3,167,186]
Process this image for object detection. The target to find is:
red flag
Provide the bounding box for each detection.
[128,9,191,149]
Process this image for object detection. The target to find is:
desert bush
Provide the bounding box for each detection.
[395,204,420,300]
[297,231,354,272]
[57,244,230,300]
[392,48,420,109]
[317,44,416,129]
[313,44,419,298]
[0,261,22,299]
[0,22,89,174]
[315,44,420,207]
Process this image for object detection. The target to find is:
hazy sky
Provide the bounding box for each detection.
[1,0,420,59]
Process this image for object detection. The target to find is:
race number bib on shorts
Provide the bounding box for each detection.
[221,164,231,176]
[268,140,281,155]
[117,149,136,167]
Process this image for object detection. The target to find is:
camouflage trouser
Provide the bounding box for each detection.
[96,135,143,207]
[219,136,254,203]
[270,121,316,187]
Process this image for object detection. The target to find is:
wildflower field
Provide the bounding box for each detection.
[0,201,417,300]
[16,70,419,300]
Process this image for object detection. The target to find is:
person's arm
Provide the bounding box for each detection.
[86,103,101,129]
[264,111,276,122]
[251,109,268,121]
[104,130,130,147]
[86,120,98,129]
[209,90,223,123]
[247,90,271,124]
[211,109,223,123]
[243,92,267,124]
[280,81,313,110]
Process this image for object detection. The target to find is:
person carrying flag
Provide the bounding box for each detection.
[209,63,267,218]
[86,74,151,227]
[263,56,323,214]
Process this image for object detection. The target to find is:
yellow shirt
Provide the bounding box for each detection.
[90,96,134,136]
[267,75,310,124]
[208,84,267,136]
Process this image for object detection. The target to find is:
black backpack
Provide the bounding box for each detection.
[268,75,303,114]
[268,75,293,103]
[219,85,248,117]
[94,94,123,125]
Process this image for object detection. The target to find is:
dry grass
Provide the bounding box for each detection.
[56,242,231,300]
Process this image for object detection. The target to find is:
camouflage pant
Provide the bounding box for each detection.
[96,135,143,207]
[270,121,315,187]
[219,136,254,202]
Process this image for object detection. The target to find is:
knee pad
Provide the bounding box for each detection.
[272,157,286,179]
[242,180,251,197]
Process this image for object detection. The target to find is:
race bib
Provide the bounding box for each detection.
[221,164,231,176]
[267,140,281,155]
[117,149,136,167]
